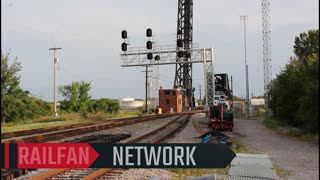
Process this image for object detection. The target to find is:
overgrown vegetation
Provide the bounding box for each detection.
[267,29,319,135]
[1,50,52,123]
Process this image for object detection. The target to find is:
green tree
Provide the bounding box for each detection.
[59,81,92,118]
[1,51,22,97]
[1,50,51,122]
[268,29,319,133]
[294,29,319,63]
[95,99,120,114]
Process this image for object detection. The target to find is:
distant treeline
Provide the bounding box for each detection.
[268,29,319,133]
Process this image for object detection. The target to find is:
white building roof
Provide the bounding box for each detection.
[250,98,265,106]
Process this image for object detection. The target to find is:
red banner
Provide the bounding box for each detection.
[17,143,99,168]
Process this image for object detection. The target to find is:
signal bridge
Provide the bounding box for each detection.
[120,45,216,109]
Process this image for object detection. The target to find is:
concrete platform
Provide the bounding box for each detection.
[228,153,278,180]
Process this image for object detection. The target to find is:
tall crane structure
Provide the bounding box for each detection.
[262,0,272,116]
[174,0,194,108]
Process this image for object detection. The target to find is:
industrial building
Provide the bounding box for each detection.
[158,88,184,113]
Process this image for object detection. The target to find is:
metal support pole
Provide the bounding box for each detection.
[245,64,250,118]
[145,66,148,113]
[211,47,215,101]
[203,48,208,108]
[141,66,152,113]
[49,47,61,118]
[241,15,250,119]
[199,84,201,100]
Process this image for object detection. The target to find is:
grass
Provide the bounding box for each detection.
[264,117,319,144]
[170,168,230,180]
[264,117,280,129]
[302,133,319,144]
[1,110,140,133]
[230,137,261,154]
[273,163,292,177]
[1,119,89,133]
[170,169,208,180]
[1,116,68,127]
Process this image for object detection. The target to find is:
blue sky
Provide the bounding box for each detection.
[1,0,319,101]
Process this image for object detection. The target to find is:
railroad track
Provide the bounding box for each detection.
[1,113,196,180]
[27,114,191,180]
[1,113,187,143]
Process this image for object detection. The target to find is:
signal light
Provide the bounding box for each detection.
[146,28,152,37]
[177,51,183,58]
[146,41,152,49]
[121,43,127,51]
[121,30,127,39]
[155,55,160,61]
[177,39,183,47]
[147,53,153,60]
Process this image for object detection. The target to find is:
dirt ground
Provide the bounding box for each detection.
[193,113,319,180]
[232,118,319,180]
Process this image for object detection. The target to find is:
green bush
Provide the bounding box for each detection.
[264,117,280,129]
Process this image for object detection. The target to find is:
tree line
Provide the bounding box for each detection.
[1,51,120,123]
[268,29,319,134]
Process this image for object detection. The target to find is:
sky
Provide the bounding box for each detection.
[1,0,319,101]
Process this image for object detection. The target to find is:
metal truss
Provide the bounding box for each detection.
[120,47,215,108]
[120,47,208,67]
[175,0,194,107]
[262,0,272,115]
[202,48,215,107]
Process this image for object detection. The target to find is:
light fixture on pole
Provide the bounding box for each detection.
[49,47,61,118]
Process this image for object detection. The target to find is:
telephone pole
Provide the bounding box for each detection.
[240,15,250,119]
[49,47,61,118]
[141,66,153,113]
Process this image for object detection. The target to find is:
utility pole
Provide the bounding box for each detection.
[199,84,202,100]
[240,15,250,119]
[142,66,152,113]
[49,47,61,118]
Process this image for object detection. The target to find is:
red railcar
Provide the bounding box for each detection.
[208,104,234,131]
